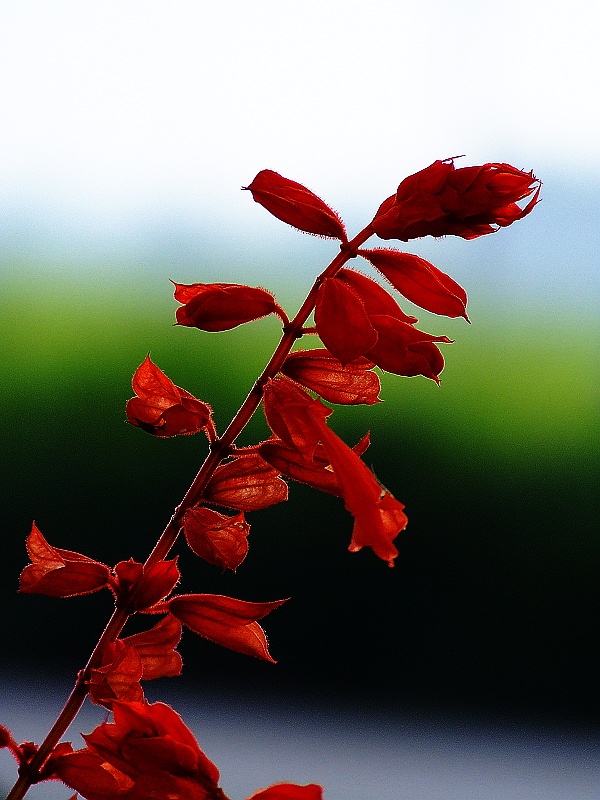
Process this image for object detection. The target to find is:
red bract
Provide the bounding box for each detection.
[244,169,347,241]
[184,507,250,571]
[112,557,180,612]
[204,454,288,511]
[168,594,287,662]
[54,700,228,800]
[367,314,451,383]
[336,268,418,323]
[88,616,183,707]
[359,248,469,320]
[247,784,323,800]
[19,522,111,598]
[173,282,279,331]
[371,158,541,241]
[282,349,381,405]
[314,278,377,365]
[126,355,212,437]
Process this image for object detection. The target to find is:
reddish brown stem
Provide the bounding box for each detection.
[5,226,373,800]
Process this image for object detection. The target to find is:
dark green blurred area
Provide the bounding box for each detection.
[1,267,598,724]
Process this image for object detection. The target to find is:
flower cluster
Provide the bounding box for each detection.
[2,158,539,800]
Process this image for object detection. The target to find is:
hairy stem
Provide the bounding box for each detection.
[6,226,372,800]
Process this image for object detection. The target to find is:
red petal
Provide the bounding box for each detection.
[112,558,180,612]
[282,349,381,405]
[244,169,347,241]
[359,248,469,320]
[19,523,110,598]
[205,455,288,511]
[88,644,144,707]
[184,507,250,571]
[314,278,378,365]
[169,594,287,662]
[262,376,331,454]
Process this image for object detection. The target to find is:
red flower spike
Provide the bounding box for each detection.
[246,784,323,800]
[204,454,288,512]
[121,614,183,680]
[282,349,381,405]
[336,268,418,323]
[314,278,378,365]
[112,557,180,612]
[244,169,347,242]
[168,594,287,662]
[262,376,332,455]
[359,248,469,321]
[126,355,212,438]
[173,281,279,331]
[54,700,228,800]
[184,507,250,571]
[371,158,541,241]
[19,522,111,598]
[367,314,449,382]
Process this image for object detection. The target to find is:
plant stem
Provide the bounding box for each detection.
[6,226,372,800]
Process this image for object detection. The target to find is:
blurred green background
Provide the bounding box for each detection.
[1,235,597,724]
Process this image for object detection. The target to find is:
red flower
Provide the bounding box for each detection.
[111,557,180,612]
[173,282,280,331]
[371,158,541,241]
[204,454,288,512]
[19,522,111,598]
[126,355,212,438]
[244,169,347,241]
[54,700,228,800]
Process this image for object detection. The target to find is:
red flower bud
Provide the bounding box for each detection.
[282,349,381,405]
[19,522,111,598]
[359,248,469,320]
[204,455,288,512]
[314,278,377,365]
[126,355,212,438]
[173,281,279,331]
[168,594,287,662]
[244,169,347,241]
[184,507,250,571]
[112,557,180,612]
[371,158,541,241]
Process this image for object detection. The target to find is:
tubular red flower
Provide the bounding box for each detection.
[126,355,212,437]
[173,282,279,331]
[54,700,228,800]
[371,158,541,241]
[244,169,347,241]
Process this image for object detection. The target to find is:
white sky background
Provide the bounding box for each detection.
[0,0,599,255]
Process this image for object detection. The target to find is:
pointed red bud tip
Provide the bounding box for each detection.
[173,281,279,331]
[246,783,324,800]
[184,507,250,571]
[126,355,211,437]
[359,248,469,321]
[282,349,381,405]
[204,454,288,511]
[371,158,541,241]
[168,594,287,662]
[367,314,449,382]
[244,169,348,241]
[19,522,111,597]
[336,268,418,324]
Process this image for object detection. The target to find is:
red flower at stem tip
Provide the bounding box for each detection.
[371,158,540,241]
[173,281,281,331]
